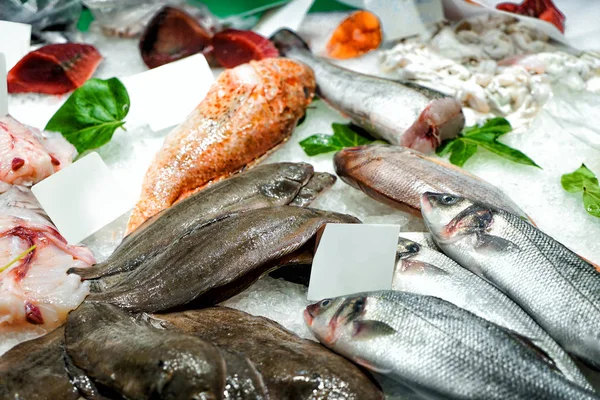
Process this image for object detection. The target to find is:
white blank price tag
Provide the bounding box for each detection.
[307,224,400,301]
[121,53,214,131]
[32,153,137,244]
[0,21,31,70]
[0,54,7,117]
[254,0,315,38]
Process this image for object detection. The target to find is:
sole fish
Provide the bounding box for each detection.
[126,58,316,233]
[270,29,465,152]
[88,206,359,312]
[154,306,384,399]
[394,236,590,388]
[71,162,333,281]
[421,192,600,367]
[0,327,80,400]
[306,291,600,400]
[334,144,529,220]
[65,302,268,399]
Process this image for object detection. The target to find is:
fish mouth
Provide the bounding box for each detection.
[401,99,464,153]
[303,307,314,326]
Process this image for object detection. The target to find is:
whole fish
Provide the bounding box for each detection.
[270,29,465,152]
[0,186,94,354]
[127,58,316,233]
[0,327,80,400]
[65,302,268,399]
[155,306,384,399]
[71,162,333,280]
[421,192,600,367]
[88,206,359,312]
[305,291,600,400]
[334,144,529,219]
[394,237,590,388]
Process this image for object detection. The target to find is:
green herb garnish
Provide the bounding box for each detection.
[0,245,37,273]
[561,164,600,218]
[45,78,130,155]
[436,117,540,168]
[299,123,381,156]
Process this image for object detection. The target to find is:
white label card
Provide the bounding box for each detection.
[32,153,137,244]
[121,53,214,132]
[307,224,400,301]
[254,0,315,38]
[0,54,7,117]
[0,21,31,70]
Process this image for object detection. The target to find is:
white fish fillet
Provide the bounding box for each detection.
[0,186,95,355]
[0,115,76,186]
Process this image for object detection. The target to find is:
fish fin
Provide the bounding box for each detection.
[500,328,558,372]
[399,260,449,276]
[475,233,519,253]
[352,320,396,340]
[353,356,393,374]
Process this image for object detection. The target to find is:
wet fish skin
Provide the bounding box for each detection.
[421,192,600,367]
[393,237,590,388]
[289,172,336,207]
[305,291,600,400]
[88,206,360,312]
[127,57,316,233]
[65,302,269,400]
[0,327,80,400]
[271,29,465,152]
[334,144,528,219]
[70,162,318,281]
[154,306,384,400]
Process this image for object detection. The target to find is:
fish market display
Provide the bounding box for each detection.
[155,306,384,399]
[8,43,102,95]
[306,290,599,399]
[394,237,590,387]
[126,57,316,233]
[421,192,600,367]
[334,144,528,219]
[0,327,80,400]
[72,162,332,280]
[88,206,359,312]
[0,115,75,186]
[271,29,465,152]
[0,186,94,353]
[65,302,268,399]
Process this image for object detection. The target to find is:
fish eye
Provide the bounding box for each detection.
[320,299,332,308]
[440,195,457,205]
[407,243,420,253]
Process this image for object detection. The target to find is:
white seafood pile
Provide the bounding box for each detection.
[6,13,600,367]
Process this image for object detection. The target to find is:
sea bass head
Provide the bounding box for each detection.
[421,192,496,245]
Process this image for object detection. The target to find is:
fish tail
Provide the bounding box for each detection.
[270,29,311,55]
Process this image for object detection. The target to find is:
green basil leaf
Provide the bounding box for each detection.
[561,164,599,193]
[448,140,477,167]
[299,134,339,156]
[583,186,600,218]
[463,117,512,137]
[331,123,373,147]
[436,139,456,156]
[476,140,541,168]
[45,77,130,154]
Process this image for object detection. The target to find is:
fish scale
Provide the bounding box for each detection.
[421,193,600,367]
[307,291,600,399]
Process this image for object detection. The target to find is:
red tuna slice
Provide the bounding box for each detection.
[7,44,102,95]
[496,0,565,33]
[139,6,213,69]
[212,29,280,68]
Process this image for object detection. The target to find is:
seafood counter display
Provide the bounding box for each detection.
[2,3,600,400]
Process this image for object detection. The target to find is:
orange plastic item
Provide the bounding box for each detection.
[326,10,382,60]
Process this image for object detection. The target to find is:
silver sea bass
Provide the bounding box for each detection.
[305,291,599,400]
[421,192,600,367]
[270,29,465,153]
[394,237,590,388]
